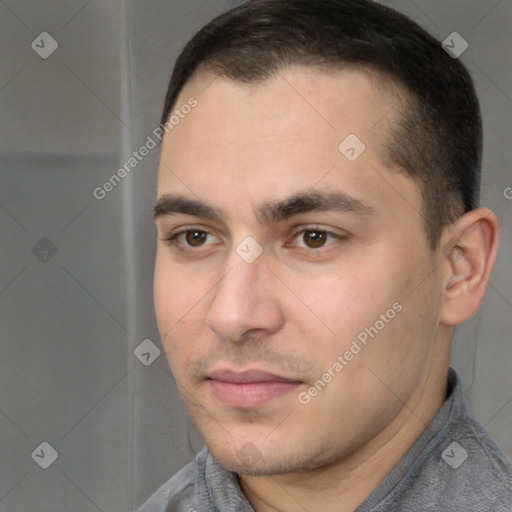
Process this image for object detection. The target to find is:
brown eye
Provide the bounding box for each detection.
[185,230,208,247]
[302,230,327,248]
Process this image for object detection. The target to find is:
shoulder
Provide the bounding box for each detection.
[401,410,512,511]
[135,447,208,512]
[367,370,512,512]
[441,415,512,508]
[430,371,512,509]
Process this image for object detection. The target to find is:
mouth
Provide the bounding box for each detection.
[206,369,303,409]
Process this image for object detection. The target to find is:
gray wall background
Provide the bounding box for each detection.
[0,1,510,510]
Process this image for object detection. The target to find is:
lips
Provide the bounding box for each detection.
[207,369,302,408]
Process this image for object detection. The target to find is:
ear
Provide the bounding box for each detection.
[439,208,500,326]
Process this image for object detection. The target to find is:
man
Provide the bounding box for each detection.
[139,0,512,510]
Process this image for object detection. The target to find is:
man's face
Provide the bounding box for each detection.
[154,67,446,475]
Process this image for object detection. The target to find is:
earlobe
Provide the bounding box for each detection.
[439,208,500,326]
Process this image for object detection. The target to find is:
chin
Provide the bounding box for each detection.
[213,450,295,476]
[207,437,326,477]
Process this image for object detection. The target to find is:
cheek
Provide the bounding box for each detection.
[153,255,209,350]
[153,256,178,335]
[290,252,426,368]
[298,266,391,338]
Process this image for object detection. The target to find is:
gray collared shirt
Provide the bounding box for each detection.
[136,368,512,511]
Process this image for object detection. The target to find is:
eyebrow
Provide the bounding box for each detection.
[153,191,375,224]
[258,191,375,223]
[153,194,223,222]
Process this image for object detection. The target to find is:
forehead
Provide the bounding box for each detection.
[157,66,420,223]
[170,65,398,140]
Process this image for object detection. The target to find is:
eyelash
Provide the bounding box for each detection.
[165,228,219,248]
[163,226,345,251]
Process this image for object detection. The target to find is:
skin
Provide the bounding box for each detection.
[153,67,499,511]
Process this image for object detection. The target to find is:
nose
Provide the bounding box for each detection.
[205,250,285,344]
